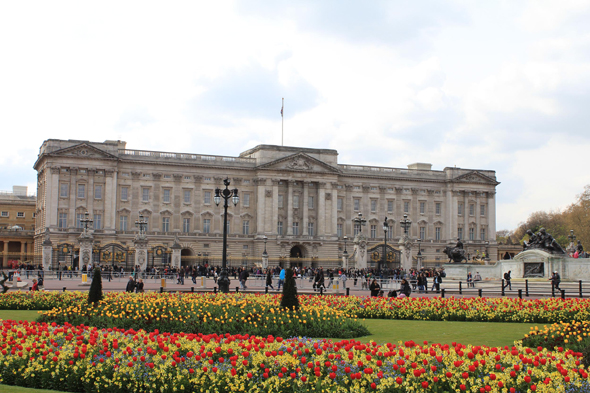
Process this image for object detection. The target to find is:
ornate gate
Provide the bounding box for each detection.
[368,243,401,269]
[94,243,133,270]
[149,246,170,269]
[54,243,77,270]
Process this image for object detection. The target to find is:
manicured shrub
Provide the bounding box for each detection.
[87,267,103,305]
[280,268,299,310]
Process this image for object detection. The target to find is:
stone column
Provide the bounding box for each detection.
[42,235,53,271]
[331,183,338,237]
[3,241,8,268]
[256,177,266,235]
[399,236,413,272]
[353,235,367,269]
[446,187,454,241]
[48,167,60,227]
[287,181,294,235]
[78,234,94,269]
[272,179,280,235]
[171,243,181,269]
[20,242,25,262]
[488,191,496,241]
[318,182,326,237]
[262,254,269,269]
[104,169,116,233]
[342,254,348,269]
[303,182,308,235]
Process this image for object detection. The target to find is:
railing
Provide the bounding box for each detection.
[119,149,255,164]
[339,164,443,176]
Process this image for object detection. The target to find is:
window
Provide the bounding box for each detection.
[371,200,377,212]
[354,223,361,236]
[77,184,86,198]
[1,211,8,218]
[32,212,36,218]
[184,190,191,204]
[435,202,441,215]
[469,204,475,216]
[480,228,486,241]
[244,193,250,207]
[337,198,343,211]
[76,213,84,228]
[435,227,441,241]
[387,200,394,213]
[308,196,314,209]
[469,227,475,240]
[420,227,425,240]
[163,189,171,203]
[203,219,211,234]
[94,184,103,200]
[120,216,128,231]
[353,199,360,211]
[404,201,409,213]
[162,217,170,232]
[307,222,314,236]
[94,214,102,230]
[278,195,284,209]
[480,205,486,216]
[60,183,69,198]
[242,220,250,235]
[17,212,25,218]
[277,221,283,236]
[204,191,211,204]
[420,202,425,214]
[337,223,343,238]
[292,222,299,235]
[370,225,377,238]
[387,226,393,240]
[58,213,67,228]
[293,195,299,209]
[183,218,190,232]
[458,203,463,216]
[142,188,150,202]
[121,187,128,201]
[458,227,463,240]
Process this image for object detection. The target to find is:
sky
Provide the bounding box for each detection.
[1,0,590,231]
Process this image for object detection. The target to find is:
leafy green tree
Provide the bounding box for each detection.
[88,267,103,305]
[280,268,300,310]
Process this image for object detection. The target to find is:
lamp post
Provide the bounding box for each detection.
[381,217,388,272]
[80,211,93,236]
[343,236,348,256]
[417,238,422,268]
[400,214,411,236]
[214,178,239,293]
[352,213,367,235]
[135,214,148,237]
[262,235,268,258]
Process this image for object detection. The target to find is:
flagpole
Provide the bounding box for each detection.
[281,97,284,146]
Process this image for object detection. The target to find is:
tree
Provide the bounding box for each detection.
[88,267,103,305]
[280,268,300,310]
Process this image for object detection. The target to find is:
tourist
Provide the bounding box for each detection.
[125,276,136,293]
[31,279,39,291]
[340,271,347,291]
[278,268,285,291]
[550,271,561,291]
[135,278,144,293]
[467,272,473,288]
[400,278,411,297]
[474,272,482,283]
[239,268,249,290]
[502,271,512,291]
[265,269,274,291]
[369,279,381,297]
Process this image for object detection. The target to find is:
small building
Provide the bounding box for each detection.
[0,186,37,268]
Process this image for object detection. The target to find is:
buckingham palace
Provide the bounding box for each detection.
[33,139,499,270]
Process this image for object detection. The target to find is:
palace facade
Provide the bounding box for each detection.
[33,139,499,270]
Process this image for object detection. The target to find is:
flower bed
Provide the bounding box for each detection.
[522,321,590,352]
[38,292,369,338]
[0,320,588,392]
[0,292,84,310]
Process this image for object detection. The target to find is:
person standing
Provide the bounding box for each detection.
[239,268,249,290]
[265,269,274,291]
[502,270,512,291]
[467,272,473,288]
[135,279,144,293]
[369,279,381,297]
[550,271,561,291]
[278,268,285,291]
[340,271,347,292]
[125,276,136,293]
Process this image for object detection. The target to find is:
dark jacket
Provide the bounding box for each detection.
[369,281,381,297]
[400,281,412,297]
[266,271,273,286]
[126,279,135,293]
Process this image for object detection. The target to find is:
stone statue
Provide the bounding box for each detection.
[443,239,467,263]
[523,228,565,254]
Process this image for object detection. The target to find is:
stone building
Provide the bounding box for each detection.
[0,186,36,267]
[33,139,499,270]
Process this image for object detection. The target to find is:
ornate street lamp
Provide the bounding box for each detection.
[135,214,148,237]
[381,217,388,272]
[400,214,411,236]
[343,236,348,257]
[484,240,489,259]
[417,238,422,262]
[80,211,93,235]
[214,178,239,293]
[262,235,268,258]
[352,213,367,235]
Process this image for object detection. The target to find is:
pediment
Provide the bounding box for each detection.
[257,153,340,174]
[452,171,499,185]
[49,143,118,160]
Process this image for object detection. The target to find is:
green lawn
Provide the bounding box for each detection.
[0,311,535,393]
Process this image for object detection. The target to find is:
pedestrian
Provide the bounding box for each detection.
[369,279,381,297]
[400,278,412,298]
[265,269,274,290]
[31,279,39,291]
[340,271,347,291]
[239,269,249,290]
[550,271,561,291]
[277,268,285,291]
[502,270,512,291]
[474,272,482,284]
[467,272,473,288]
[125,276,136,293]
[135,278,144,293]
